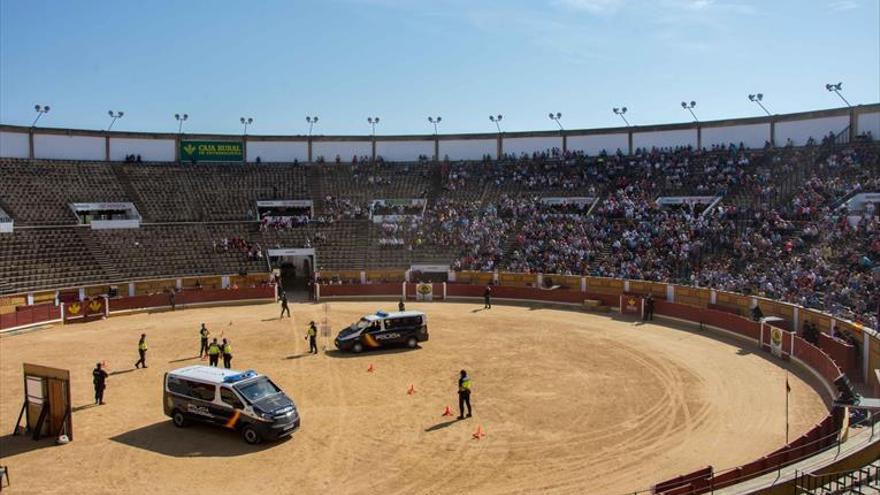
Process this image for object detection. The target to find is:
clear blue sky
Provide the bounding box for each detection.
[1,0,878,136]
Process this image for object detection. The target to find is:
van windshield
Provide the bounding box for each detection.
[234,377,281,403]
[352,318,372,330]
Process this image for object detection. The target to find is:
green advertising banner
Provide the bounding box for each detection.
[180,140,243,162]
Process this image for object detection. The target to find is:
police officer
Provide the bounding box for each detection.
[169,289,176,311]
[207,338,222,367]
[483,285,492,309]
[92,362,108,405]
[222,338,233,369]
[199,323,210,358]
[398,298,406,312]
[279,291,291,319]
[457,369,472,419]
[306,321,318,354]
[134,334,148,368]
[644,294,655,321]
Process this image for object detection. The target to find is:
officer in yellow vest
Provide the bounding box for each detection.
[306,321,318,354]
[135,333,148,369]
[207,338,222,367]
[222,338,233,368]
[458,369,472,419]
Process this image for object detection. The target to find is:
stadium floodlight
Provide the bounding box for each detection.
[306,116,319,136]
[240,117,254,135]
[747,93,771,116]
[107,110,124,131]
[680,100,698,122]
[428,116,442,135]
[548,112,563,130]
[489,114,503,133]
[174,113,189,133]
[367,117,380,136]
[825,82,851,107]
[612,107,630,127]
[32,104,50,127]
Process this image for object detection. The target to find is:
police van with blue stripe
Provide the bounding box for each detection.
[335,310,429,353]
[164,366,300,444]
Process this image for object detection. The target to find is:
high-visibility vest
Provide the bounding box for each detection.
[308,326,317,337]
[460,377,472,392]
[208,344,221,355]
[223,344,232,354]
[138,341,148,351]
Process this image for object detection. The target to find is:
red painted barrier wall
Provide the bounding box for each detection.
[818,333,858,381]
[0,303,61,330]
[321,283,401,297]
[108,287,275,313]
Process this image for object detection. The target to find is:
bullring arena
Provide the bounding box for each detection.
[0,298,833,495]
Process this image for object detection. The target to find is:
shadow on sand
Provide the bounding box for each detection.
[109,421,285,457]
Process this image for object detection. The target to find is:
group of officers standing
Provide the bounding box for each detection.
[199,323,234,368]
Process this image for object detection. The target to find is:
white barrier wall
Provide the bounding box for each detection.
[439,139,496,160]
[247,141,308,162]
[566,133,628,155]
[376,140,434,161]
[109,138,175,162]
[503,136,562,156]
[775,115,849,146]
[633,129,698,150]
[857,111,880,138]
[313,141,372,161]
[34,134,104,160]
[0,131,29,158]
[702,123,770,149]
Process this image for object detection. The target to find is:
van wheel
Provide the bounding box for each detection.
[352,342,364,353]
[172,410,188,428]
[242,425,262,445]
[406,337,418,349]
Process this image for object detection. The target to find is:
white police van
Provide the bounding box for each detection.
[335,310,429,353]
[163,365,300,444]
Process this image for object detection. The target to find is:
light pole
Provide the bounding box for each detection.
[681,100,698,122]
[367,117,380,136]
[748,94,771,116]
[240,117,253,135]
[489,114,503,133]
[306,116,319,136]
[174,113,188,133]
[428,116,442,135]
[825,82,851,107]
[548,112,563,130]
[32,104,50,127]
[107,110,124,131]
[613,107,630,127]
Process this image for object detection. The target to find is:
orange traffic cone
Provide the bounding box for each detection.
[407,384,416,395]
[472,425,486,440]
[367,364,375,373]
[442,405,454,417]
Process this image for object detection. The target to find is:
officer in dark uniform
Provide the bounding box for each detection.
[134,334,148,368]
[644,294,655,321]
[483,285,492,309]
[169,289,176,311]
[199,323,210,358]
[458,369,473,419]
[279,291,291,319]
[398,298,406,312]
[92,362,108,405]
[307,321,318,354]
[207,338,222,367]
[222,338,233,368]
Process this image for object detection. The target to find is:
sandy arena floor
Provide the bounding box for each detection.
[0,300,830,494]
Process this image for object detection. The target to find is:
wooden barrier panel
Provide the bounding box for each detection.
[182,276,222,290]
[108,287,275,313]
[673,285,710,308]
[628,281,666,298]
[818,333,858,381]
[0,303,61,330]
[755,298,795,330]
[542,274,581,290]
[715,291,752,314]
[0,295,27,315]
[801,309,833,336]
[498,272,537,287]
[585,277,624,295]
[33,291,56,305]
[134,279,177,296]
[366,270,406,283]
